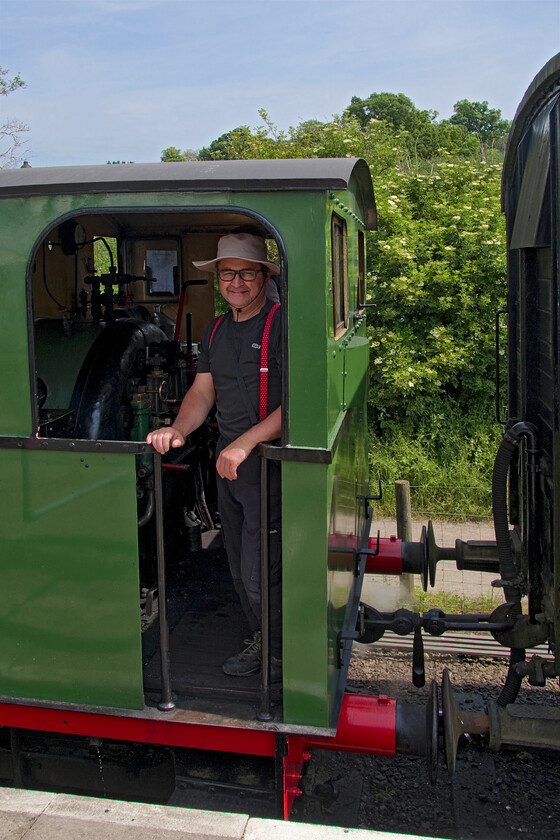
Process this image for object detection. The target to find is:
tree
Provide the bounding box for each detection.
[161,146,198,162]
[346,92,435,132]
[198,128,254,160]
[0,66,28,168]
[192,109,403,181]
[344,91,479,166]
[0,66,25,96]
[448,99,510,161]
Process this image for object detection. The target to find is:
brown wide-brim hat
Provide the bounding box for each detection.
[192,233,280,275]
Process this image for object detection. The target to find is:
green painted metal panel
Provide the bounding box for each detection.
[328,342,346,432]
[281,461,330,726]
[0,204,35,435]
[282,403,369,727]
[282,194,330,449]
[326,403,369,725]
[274,191,371,727]
[0,448,143,709]
[343,329,370,410]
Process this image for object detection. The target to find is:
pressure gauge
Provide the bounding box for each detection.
[59,219,86,255]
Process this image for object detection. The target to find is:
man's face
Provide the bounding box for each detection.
[217,258,267,311]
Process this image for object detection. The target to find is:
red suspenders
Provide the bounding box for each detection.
[258,303,280,422]
[208,304,280,423]
[208,314,225,348]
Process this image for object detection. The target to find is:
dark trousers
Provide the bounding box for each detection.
[216,439,282,657]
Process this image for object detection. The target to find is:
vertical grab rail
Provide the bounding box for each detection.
[153,451,175,711]
[258,454,273,721]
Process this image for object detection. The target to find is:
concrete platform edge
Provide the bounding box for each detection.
[0,786,442,840]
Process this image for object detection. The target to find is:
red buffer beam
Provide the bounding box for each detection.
[0,695,399,822]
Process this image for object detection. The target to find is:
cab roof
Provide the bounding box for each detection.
[0,158,377,229]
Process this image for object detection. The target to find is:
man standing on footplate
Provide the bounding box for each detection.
[147,233,282,680]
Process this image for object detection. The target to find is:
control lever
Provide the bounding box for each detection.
[352,602,513,688]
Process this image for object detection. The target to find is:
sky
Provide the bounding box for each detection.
[1,0,559,168]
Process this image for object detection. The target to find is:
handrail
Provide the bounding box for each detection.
[153,452,175,711]
[258,454,273,721]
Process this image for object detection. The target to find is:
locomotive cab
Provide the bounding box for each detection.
[0,159,377,739]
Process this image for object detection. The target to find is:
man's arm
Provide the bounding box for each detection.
[146,372,215,454]
[216,406,281,481]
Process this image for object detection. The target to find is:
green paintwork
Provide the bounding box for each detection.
[0,166,373,725]
[343,331,370,411]
[282,402,368,727]
[0,449,143,708]
[281,461,330,724]
[281,191,371,726]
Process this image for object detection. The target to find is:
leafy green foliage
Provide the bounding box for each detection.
[161,146,198,161]
[0,66,25,96]
[93,237,118,276]
[368,159,505,432]
[447,99,510,160]
[368,407,500,517]
[344,91,480,165]
[346,92,434,131]
[366,156,506,512]
[195,109,403,181]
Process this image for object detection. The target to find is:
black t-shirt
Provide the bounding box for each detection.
[197,301,282,441]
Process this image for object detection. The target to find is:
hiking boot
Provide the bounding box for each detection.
[222,632,261,677]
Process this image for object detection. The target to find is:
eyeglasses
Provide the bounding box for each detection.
[217,268,263,282]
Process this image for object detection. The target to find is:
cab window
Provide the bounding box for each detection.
[332,214,348,338]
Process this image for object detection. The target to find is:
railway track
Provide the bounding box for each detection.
[360,631,554,659]
[341,641,560,839]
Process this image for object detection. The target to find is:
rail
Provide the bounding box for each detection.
[360,630,554,659]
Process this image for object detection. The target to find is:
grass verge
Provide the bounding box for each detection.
[368,414,501,518]
[412,586,499,615]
